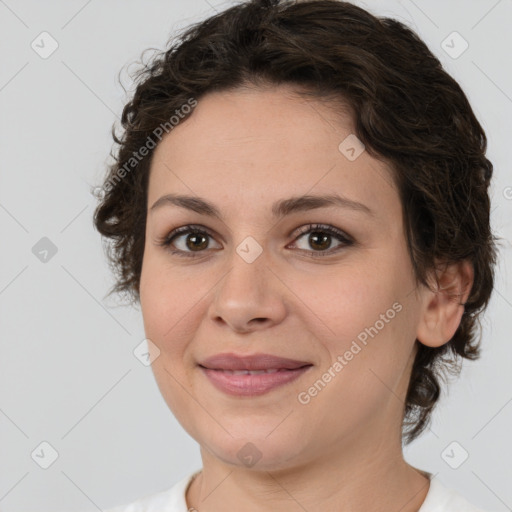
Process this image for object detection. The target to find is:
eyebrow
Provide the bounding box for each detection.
[149,193,374,219]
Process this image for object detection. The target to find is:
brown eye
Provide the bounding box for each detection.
[158,223,353,259]
[308,231,333,251]
[184,232,209,251]
[158,225,221,257]
[291,224,353,257]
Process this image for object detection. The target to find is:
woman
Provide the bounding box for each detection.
[94,0,498,510]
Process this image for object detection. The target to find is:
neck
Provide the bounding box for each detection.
[186,423,430,512]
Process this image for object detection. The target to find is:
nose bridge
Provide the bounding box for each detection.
[218,236,269,306]
[209,236,286,331]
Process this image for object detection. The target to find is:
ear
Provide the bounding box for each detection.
[416,259,474,348]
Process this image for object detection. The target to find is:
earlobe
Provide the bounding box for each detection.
[416,260,474,348]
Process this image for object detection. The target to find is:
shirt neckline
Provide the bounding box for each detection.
[179,469,439,512]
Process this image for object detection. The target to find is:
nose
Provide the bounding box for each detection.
[208,245,287,334]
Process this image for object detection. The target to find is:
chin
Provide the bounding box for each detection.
[197,426,310,472]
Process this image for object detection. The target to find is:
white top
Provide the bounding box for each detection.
[104,469,490,512]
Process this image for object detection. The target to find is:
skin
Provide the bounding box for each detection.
[139,84,474,512]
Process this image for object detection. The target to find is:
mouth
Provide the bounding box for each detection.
[198,352,313,396]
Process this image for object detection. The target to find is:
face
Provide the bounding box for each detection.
[139,85,426,470]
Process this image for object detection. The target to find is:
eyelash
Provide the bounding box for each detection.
[156,223,354,259]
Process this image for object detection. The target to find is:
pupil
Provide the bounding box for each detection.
[183,232,332,252]
[310,232,331,250]
[187,233,208,251]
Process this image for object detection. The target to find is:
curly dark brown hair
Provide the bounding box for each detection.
[93,0,499,444]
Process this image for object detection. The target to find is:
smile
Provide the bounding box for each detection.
[199,365,312,396]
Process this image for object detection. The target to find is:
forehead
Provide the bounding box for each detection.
[147,86,399,222]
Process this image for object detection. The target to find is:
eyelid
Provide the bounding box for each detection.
[158,224,220,251]
[158,222,354,257]
[287,223,354,257]
[291,223,353,243]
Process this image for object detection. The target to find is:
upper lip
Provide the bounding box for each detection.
[199,353,312,371]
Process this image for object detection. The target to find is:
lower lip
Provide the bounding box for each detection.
[200,366,312,396]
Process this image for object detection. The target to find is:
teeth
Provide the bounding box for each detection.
[222,369,281,375]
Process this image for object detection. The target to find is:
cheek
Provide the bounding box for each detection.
[294,275,414,439]
[139,252,215,366]
[289,262,402,341]
[141,290,193,359]
[139,259,207,433]
[140,254,187,354]
[291,260,415,390]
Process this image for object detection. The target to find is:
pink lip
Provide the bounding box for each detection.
[198,352,313,396]
[199,352,311,371]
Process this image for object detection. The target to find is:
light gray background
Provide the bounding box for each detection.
[0,0,511,511]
